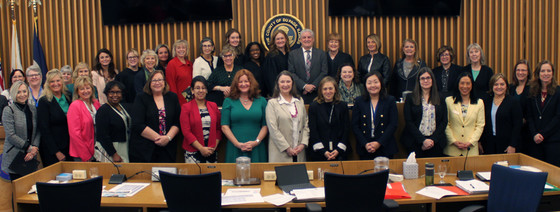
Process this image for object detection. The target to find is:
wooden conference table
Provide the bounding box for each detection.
[12,153,560,212]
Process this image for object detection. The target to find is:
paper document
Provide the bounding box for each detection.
[476,172,491,181]
[103,183,149,197]
[263,194,295,206]
[291,187,325,201]
[416,186,459,199]
[221,188,264,206]
[455,179,489,194]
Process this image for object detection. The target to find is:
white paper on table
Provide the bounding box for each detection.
[263,193,295,206]
[224,188,261,196]
[416,186,458,199]
[106,183,150,197]
[221,188,265,206]
[291,187,325,201]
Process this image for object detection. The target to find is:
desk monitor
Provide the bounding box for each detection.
[275,164,315,193]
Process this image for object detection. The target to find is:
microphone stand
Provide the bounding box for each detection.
[457,147,474,180]
[94,146,127,184]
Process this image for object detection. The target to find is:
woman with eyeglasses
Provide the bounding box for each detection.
[1,69,25,103]
[26,65,43,107]
[193,37,218,79]
[207,46,243,106]
[116,49,141,103]
[130,71,181,163]
[402,67,448,158]
[433,46,462,98]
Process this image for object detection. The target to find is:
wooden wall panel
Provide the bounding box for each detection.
[1,0,559,87]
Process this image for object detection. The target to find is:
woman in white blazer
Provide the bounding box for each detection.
[266,71,309,162]
[445,72,485,156]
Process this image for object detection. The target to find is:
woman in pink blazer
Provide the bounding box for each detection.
[180,76,221,163]
[67,76,101,161]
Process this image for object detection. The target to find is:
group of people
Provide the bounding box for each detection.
[2,28,559,181]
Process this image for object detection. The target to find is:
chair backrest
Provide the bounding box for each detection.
[324,170,389,212]
[487,164,548,212]
[160,171,222,212]
[36,176,103,212]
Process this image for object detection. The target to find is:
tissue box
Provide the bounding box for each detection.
[403,162,418,179]
[56,173,73,181]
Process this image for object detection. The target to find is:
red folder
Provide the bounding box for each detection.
[385,182,411,199]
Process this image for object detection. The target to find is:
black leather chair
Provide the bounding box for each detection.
[307,169,398,212]
[159,171,222,212]
[460,164,548,212]
[36,176,103,212]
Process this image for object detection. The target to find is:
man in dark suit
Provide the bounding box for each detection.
[288,29,328,104]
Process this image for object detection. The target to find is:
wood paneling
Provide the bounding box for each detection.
[1,0,559,86]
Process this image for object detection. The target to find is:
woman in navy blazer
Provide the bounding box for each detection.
[461,43,494,100]
[481,73,522,154]
[38,70,72,166]
[180,76,221,163]
[526,61,560,167]
[352,71,398,159]
[402,68,448,158]
[130,70,181,163]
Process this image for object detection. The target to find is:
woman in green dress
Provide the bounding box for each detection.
[222,69,268,162]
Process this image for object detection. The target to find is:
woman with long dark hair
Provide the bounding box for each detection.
[402,67,448,157]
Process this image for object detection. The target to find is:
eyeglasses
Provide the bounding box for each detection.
[222,54,234,58]
[420,76,432,81]
[152,79,165,83]
[27,74,41,78]
[440,53,450,57]
[128,56,139,59]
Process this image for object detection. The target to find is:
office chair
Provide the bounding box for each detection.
[307,169,398,212]
[460,164,548,212]
[36,176,103,212]
[159,171,221,212]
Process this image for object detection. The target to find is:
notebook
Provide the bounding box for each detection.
[275,164,315,193]
[455,179,490,194]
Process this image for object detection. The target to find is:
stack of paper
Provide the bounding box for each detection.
[455,179,489,194]
[291,187,325,201]
[416,186,468,199]
[476,172,491,181]
[221,188,265,206]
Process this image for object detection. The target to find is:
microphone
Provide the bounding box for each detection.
[94,146,127,184]
[185,152,202,174]
[457,147,474,180]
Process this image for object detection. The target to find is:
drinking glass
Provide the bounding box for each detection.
[437,164,447,183]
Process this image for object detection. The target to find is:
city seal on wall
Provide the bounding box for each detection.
[261,14,304,51]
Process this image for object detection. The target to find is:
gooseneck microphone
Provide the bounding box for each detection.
[94,146,127,184]
[457,147,474,180]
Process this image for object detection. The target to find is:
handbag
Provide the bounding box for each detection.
[8,149,39,175]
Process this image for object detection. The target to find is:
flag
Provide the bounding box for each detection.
[0,58,4,91]
[10,22,23,72]
[33,17,48,84]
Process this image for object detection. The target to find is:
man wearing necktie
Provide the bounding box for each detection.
[288,29,328,104]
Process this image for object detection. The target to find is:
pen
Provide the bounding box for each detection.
[470,184,475,189]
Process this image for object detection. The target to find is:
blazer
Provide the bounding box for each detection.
[95,103,132,156]
[130,92,181,162]
[166,57,193,106]
[115,68,140,103]
[357,52,391,84]
[308,101,350,161]
[180,100,222,152]
[444,97,485,156]
[401,95,448,157]
[351,95,398,158]
[481,95,522,154]
[263,50,289,98]
[91,71,108,104]
[193,55,218,79]
[266,96,310,162]
[67,99,101,162]
[461,64,494,99]
[1,102,40,175]
[526,87,560,143]
[37,95,71,167]
[432,64,463,97]
[390,58,428,99]
[288,47,328,91]
[326,51,354,79]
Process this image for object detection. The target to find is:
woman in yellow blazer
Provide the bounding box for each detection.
[266,71,310,162]
[445,72,485,156]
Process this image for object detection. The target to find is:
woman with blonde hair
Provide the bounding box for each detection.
[116,49,141,103]
[166,40,193,106]
[67,76,101,161]
[390,39,427,100]
[358,34,391,84]
[38,69,72,166]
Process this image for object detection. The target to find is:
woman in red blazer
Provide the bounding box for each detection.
[180,76,222,163]
[67,76,101,161]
